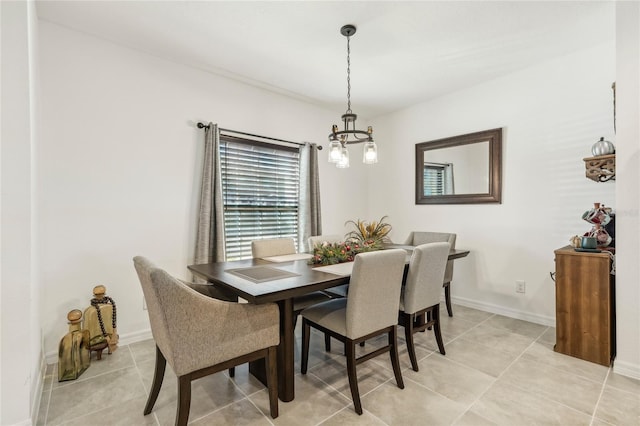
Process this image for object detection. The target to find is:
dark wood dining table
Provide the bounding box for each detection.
[188,247,470,402]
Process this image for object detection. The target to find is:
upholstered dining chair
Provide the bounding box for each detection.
[251,237,299,259]
[251,237,333,325]
[307,234,349,298]
[399,242,450,371]
[404,231,457,316]
[133,256,280,425]
[300,249,407,415]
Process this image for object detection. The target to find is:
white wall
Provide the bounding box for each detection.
[614,1,640,379]
[37,21,368,357]
[370,41,616,325]
[1,1,42,424]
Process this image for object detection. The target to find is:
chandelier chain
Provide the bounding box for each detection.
[346,35,351,114]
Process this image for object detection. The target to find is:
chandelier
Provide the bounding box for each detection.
[328,25,378,168]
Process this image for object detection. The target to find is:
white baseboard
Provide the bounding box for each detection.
[613,359,640,380]
[45,329,153,365]
[451,295,556,327]
[9,419,32,426]
[30,350,47,426]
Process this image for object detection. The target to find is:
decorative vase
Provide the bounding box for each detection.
[83,285,118,359]
[591,137,615,156]
[58,309,91,382]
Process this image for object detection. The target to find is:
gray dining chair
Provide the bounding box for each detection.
[300,249,407,415]
[251,237,333,325]
[307,234,349,298]
[133,256,280,424]
[399,242,450,371]
[404,231,457,316]
[251,237,299,258]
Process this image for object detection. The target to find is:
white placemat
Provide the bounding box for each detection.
[313,262,354,276]
[261,253,313,263]
[226,266,300,283]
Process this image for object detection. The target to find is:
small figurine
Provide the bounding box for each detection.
[83,285,118,359]
[58,309,91,381]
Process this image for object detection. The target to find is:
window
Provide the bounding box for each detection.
[423,164,445,196]
[220,136,300,260]
[423,162,454,196]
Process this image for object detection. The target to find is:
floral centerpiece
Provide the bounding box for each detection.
[309,240,380,265]
[309,216,392,265]
[344,216,392,246]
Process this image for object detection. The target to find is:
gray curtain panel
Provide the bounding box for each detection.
[194,123,226,282]
[298,143,322,251]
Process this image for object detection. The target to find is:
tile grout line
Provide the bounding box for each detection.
[589,366,612,426]
[482,328,607,423]
[127,344,161,425]
[448,326,547,425]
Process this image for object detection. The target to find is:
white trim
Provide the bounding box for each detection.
[30,350,47,426]
[613,359,640,380]
[45,329,153,365]
[8,420,32,426]
[450,295,556,327]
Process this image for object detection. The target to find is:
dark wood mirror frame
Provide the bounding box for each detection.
[415,128,502,204]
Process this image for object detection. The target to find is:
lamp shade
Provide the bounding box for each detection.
[336,147,350,168]
[362,141,378,164]
[328,140,342,163]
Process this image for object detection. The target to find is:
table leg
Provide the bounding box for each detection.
[248,298,295,402]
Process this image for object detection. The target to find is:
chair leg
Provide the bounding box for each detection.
[345,340,363,415]
[265,346,279,419]
[301,319,311,374]
[404,313,419,372]
[176,375,191,426]
[324,333,331,352]
[144,345,166,415]
[444,282,453,317]
[433,304,446,355]
[389,327,405,389]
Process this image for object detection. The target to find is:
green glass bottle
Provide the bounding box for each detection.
[58,309,91,381]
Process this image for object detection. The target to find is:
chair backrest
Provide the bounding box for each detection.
[307,234,342,252]
[404,231,456,283]
[251,237,296,258]
[133,256,175,365]
[345,249,407,339]
[402,242,450,314]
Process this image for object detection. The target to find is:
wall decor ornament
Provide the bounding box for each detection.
[83,285,119,359]
[582,202,613,248]
[591,137,615,156]
[58,309,91,382]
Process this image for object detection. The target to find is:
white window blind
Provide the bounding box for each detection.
[423,164,445,196]
[220,136,300,261]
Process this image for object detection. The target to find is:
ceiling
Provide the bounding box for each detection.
[35,1,615,118]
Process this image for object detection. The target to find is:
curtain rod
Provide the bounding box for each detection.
[197,122,322,150]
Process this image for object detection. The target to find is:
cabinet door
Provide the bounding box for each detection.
[555,251,612,365]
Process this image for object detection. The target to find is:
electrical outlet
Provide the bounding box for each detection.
[143,298,147,310]
[516,280,526,293]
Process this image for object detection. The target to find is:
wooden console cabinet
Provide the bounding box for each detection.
[554,246,615,366]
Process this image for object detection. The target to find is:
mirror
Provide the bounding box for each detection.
[415,128,502,204]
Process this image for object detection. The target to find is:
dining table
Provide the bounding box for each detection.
[188,246,470,402]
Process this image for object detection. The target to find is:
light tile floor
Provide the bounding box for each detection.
[37,304,640,425]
